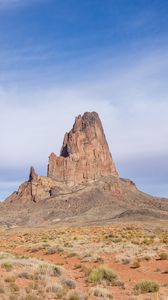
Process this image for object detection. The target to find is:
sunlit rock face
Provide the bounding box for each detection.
[5,111,119,204]
[48,112,118,186]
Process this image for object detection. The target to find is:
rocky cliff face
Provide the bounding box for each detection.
[48,112,118,185]
[3,111,168,226]
[5,111,118,204]
[5,167,61,204]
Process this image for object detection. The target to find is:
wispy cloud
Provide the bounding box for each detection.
[0,0,167,201]
[0,48,167,168]
[0,9,167,199]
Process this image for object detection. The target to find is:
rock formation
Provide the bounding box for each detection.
[29,166,38,182]
[5,111,118,204]
[48,112,118,185]
[2,111,168,226]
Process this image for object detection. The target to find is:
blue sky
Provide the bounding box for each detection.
[0,0,168,200]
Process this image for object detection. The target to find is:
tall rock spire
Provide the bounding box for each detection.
[48,112,118,185]
[29,166,38,182]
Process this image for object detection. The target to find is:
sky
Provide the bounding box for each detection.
[0,0,168,200]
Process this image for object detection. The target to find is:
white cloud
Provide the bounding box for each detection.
[0,48,168,170]
[0,47,168,198]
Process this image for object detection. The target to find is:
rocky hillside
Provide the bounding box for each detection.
[0,111,167,227]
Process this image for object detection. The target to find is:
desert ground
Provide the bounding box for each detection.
[0,221,167,300]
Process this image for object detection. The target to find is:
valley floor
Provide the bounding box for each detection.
[0,221,167,300]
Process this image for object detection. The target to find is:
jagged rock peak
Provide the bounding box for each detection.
[60,112,106,157]
[48,111,118,185]
[72,112,101,133]
[29,166,38,182]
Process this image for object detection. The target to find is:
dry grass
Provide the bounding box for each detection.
[0,222,167,299]
[88,265,118,284]
[134,280,160,294]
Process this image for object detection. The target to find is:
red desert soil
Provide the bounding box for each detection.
[0,223,167,300]
[12,248,167,299]
[1,226,168,300]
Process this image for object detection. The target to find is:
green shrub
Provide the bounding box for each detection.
[134,280,159,294]
[0,253,9,260]
[143,255,151,261]
[1,262,13,271]
[5,276,15,283]
[159,252,168,260]
[88,266,117,284]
